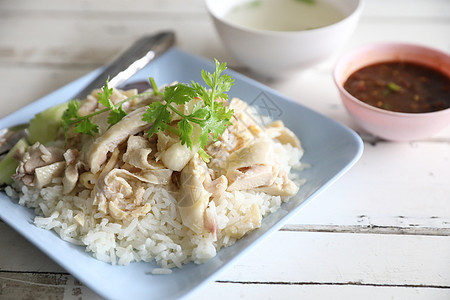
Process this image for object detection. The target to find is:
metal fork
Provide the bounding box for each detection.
[0,31,174,160]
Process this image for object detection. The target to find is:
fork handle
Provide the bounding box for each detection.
[72,31,175,100]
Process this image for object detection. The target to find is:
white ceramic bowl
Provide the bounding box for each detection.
[205,0,363,78]
[333,42,450,141]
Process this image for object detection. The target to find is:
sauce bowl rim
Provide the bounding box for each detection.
[333,42,450,118]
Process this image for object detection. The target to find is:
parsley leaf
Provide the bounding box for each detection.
[107,104,127,125]
[191,59,234,148]
[190,102,208,120]
[97,79,114,110]
[164,84,198,105]
[74,118,98,136]
[97,80,130,126]
[143,59,235,160]
[192,59,234,107]
[62,100,80,132]
[178,118,194,148]
[142,101,172,138]
[61,100,101,137]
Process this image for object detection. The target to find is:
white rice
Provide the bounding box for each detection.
[7,141,303,269]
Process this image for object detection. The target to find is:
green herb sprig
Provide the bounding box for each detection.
[61,81,153,137]
[143,59,235,160]
[61,59,235,161]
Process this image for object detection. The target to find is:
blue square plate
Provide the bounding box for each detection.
[0,48,363,300]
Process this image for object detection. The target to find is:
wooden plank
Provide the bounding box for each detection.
[0,0,206,13]
[218,232,450,287]
[198,282,450,300]
[0,6,448,66]
[0,13,223,66]
[0,272,102,300]
[287,141,450,227]
[363,0,450,18]
[1,0,449,18]
[1,271,449,300]
[0,66,91,119]
[0,221,65,273]
[1,222,449,287]
[282,224,450,237]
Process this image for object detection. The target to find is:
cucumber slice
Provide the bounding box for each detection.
[28,102,69,144]
[0,138,29,185]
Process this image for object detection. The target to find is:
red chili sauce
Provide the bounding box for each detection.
[343,62,450,113]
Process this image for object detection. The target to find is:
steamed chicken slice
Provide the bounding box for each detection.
[228,98,264,149]
[226,138,277,191]
[225,137,299,196]
[62,149,83,194]
[226,138,274,171]
[227,164,277,191]
[177,154,212,234]
[122,135,163,170]
[84,106,151,174]
[176,154,228,235]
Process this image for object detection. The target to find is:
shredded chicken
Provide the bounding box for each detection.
[123,135,162,170]
[62,149,83,194]
[14,143,65,187]
[13,88,303,237]
[85,106,151,174]
[177,154,212,234]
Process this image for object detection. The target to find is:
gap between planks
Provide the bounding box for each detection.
[215,280,450,290]
[280,224,450,237]
[1,271,449,290]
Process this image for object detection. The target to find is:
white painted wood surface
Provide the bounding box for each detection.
[0,0,449,299]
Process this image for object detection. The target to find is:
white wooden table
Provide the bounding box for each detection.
[1,0,449,299]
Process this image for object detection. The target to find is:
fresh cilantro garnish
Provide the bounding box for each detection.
[97,79,128,126]
[142,59,235,160]
[144,101,172,137]
[107,105,127,126]
[74,117,99,136]
[61,100,98,136]
[97,79,114,109]
[61,82,153,138]
[62,59,235,161]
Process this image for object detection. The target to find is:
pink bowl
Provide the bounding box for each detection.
[333,42,450,141]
